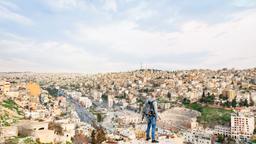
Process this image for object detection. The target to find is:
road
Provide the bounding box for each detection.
[67,96,96,124]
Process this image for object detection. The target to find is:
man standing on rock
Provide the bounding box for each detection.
[142,93,160,143]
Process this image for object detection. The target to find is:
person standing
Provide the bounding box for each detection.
[142,93,160,143]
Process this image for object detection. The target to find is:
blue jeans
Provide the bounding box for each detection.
[146,116,156,140]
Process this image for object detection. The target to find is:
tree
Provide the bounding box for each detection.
[91,126,106,144]
[182,98,190,105]
[231,99,237,107]
[23,137,37,144]
[224,101,231,107]
[244,99,249,107]
[224,136,236,144]
[216,135,225,143]
[91,128,96,143]
[202,91,206,98]
[48,122,64,135]
[167,92,171,101]
[200,92,214,104]
[200,91,206,103]
[239,100,243,106]
[101,94,108,102]
[208,94,215,104]
[239,99,249,107]
[97,113,103,122]
[219,94,228,100]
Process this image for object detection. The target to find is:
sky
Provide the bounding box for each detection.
[0,0,256,73]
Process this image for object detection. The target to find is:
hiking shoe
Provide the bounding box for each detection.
[146,137,150,141]
[152,140,159,143]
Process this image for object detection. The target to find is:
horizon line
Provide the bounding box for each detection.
[0,67,255,75]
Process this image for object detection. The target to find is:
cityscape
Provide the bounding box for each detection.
[0,0,256,144]
[0,68,256,143]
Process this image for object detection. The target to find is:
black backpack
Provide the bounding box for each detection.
[145,100,156,117]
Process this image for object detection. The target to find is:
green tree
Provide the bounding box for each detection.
[239,99,249,107]
[167,92,172,101]
[101,94,108,102]
[224,101,231,107]
[231,99,237,107]
[216,135,225,143]
[200,91,206,103]
[245,99,249,107]
[97,113,103,122]
[219,94,228,100]
[182,98,190,105]
[200,93,214,104]
[239,100,243,106]
[23,137,37,144]
[202,91,206,98]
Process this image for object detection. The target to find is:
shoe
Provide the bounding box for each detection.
[152,140,159,143]
[146,137,150,141]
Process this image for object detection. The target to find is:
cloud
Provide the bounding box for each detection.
[103,0,117,12]
[122,1,156,21]
[232,0,256,8]
[44,0,83,10]
[0,2,33,25]
[0,1,19,10]
[43,0,117,12]
[0,33,110,73]
[70,9,256,70]
[42,0,98,13]
[0,1,255,72]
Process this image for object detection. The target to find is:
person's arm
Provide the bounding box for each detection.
[153,101,159,120]
[141,100,147,121]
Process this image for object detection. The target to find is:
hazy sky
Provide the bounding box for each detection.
[0,0,256,73]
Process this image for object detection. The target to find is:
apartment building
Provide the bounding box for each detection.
[214,125,231,136]
[231,112,254,142]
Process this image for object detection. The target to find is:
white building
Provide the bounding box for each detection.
[67,91,82,100]
[214,125,230,136]
[231,112,254,142]
[117,110,141,125]
[24,110,46,120]
[91,90,102,100]
[79,97,92,108]
[6,91,19,99]
[183,129,213,144]
[185,91,200,102]
[236,91,250,104]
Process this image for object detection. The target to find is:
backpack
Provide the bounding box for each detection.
[144,100,156,117]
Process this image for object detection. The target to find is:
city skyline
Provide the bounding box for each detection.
[0,0,256,73]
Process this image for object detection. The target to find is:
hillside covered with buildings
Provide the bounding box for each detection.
[0,68,256,144]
